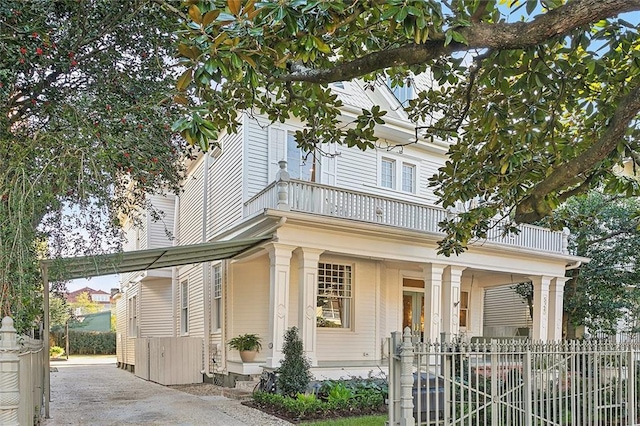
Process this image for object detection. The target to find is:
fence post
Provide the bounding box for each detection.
[628,348,636,426]
[0,317,20,426]
[523,348,533,426]
[400,327,415,426]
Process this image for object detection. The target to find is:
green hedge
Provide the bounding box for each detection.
[51,330,116,355]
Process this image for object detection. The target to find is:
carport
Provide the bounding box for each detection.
[39,235,271,418]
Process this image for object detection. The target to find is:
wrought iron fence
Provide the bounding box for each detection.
[388,328,640,425]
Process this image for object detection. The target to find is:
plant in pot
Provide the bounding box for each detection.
[228,333,262,362]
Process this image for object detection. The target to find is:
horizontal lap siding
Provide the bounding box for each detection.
[229,256,270,362]
[140,280,173,337]
[116,296,126,364]
[179,162,204,246]
[245,116,270,198]
[177,264,205,337]
[316,258,378,362]
[147,194,175,249]
[208,130,244,240]
[125,283,139,366]
[483,284,531,329]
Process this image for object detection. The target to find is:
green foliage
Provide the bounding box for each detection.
[228,333,262,352]
[175,0,640,256]
[326,383,353,409]
[69,292,101,315]
[49,345,64,358]
[305,415,387,426]
[51,330,115,355]
[0,0,187,332]
[49,294,70,329]
[547,191,640,334]
[277,327,312,397]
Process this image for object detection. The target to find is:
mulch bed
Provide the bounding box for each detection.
[242,399,386,424]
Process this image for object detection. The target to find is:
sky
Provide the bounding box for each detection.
[68,274,119,293]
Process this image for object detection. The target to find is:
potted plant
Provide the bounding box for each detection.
[228,333,262,362]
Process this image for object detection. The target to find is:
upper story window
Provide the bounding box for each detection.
[128,295,137,337]
[379,156,418,194]
[387,77,415,106]
[317,263,352,329]
[269,126,337,185]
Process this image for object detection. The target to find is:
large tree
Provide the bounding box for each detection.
[0,1,187,332]
[174,0,640,255]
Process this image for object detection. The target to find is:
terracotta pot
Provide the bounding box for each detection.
[239,350,257,363]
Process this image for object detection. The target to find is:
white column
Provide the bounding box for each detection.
[442,266,466,340]
[423,263,446,342]
[265,243,295,368]
[297,248,323,366]
[530,276,552,341]
[548,277,568,341]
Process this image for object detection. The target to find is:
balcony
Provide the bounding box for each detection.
[244,179,568,255]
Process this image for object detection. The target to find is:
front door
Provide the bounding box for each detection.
[402,291,424,335]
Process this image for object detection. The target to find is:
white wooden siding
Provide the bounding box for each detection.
[147,194,176,249]
[245,116,271,198]
[139,280,173,337]
[483,284,532,335]
[121,283,139,366]
[116,296,126,364]
[177,265,205,337]
[179,162,204,246]
[207,131,244,240]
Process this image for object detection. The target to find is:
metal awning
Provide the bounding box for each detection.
[40,236,272,281]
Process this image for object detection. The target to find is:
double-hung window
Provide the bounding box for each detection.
[459,291,469,328]
[317,263,352,328]
[181,280,189,334]
[380,156,418,194]
[212,264,222,331]
[128,295,137,337]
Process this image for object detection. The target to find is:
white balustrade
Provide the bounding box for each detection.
[244,179,567,254]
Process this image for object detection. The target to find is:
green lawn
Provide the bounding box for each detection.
[303,415,387,425]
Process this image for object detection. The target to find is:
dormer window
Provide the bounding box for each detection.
[386,77,415,106]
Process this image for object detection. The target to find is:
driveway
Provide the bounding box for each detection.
[43,356,290,425]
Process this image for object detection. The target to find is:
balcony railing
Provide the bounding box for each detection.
[244,179,568,255]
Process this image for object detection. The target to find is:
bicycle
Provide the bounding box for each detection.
[253,370,277,394]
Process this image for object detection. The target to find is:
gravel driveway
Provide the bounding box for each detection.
[43,356,291,425]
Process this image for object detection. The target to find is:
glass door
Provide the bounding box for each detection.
[402,291,424,335]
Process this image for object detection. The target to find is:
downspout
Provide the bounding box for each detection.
[172,195,180,337]
[565,260,582,270]
[202,154,212,377]
[42,264,50,419]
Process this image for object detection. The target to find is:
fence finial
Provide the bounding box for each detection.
[0,316,20,425]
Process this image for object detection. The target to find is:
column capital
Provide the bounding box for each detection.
[265,242,296,259]
[552,276,570,287]
[295,247,324,260]
[528,275,553,285]
[422,263,447,275]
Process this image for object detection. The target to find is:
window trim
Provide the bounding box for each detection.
[211,263,222,332]
[180,280,189,335]
[459,290,469,329]
[317,262,353,330]
[377,153,419,194]
[128,295,137,337]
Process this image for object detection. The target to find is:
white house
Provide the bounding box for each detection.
[115,78,585,383]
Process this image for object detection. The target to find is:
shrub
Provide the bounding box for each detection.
[327,383,353,409]
[49,346,65,358]
[277,327,312,397]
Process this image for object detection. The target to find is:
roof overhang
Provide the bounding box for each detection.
[40,235,272,281]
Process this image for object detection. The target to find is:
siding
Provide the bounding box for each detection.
[115,296,126,364]
[177,264,205,337]
[123,283,139,366]
[483,284,532,335]
[179,162,204,246]
[207,130,244,239]
[147,194,176,249]
[244,116,270,198]
[139,279,173,337]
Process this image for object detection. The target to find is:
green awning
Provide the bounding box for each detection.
[40,236,271,281]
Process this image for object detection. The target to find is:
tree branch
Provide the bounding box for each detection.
[515,84,640,222]
[278,0,640,84]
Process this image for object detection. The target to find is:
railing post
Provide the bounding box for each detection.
[400,327,415,426]
[0,317,20,426]
[276,160,290,211]
[562,227,570,254]
[628,348,636,426]
[523,348,533,426]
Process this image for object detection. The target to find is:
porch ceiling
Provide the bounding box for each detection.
[40,236,272,281]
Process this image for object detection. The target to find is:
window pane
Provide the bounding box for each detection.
[317,263,352,328]
[381,159,395,189]
[212,265,222,330]
[286,132,313,181]
[402,163,415,193]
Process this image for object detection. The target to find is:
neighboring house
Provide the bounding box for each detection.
[115,77,586,382]
[70,310,112,333]
[66,287,112,315]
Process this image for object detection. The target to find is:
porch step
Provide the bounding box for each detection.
[234,378,260,393]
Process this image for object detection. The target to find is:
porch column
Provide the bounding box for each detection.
[530,276,552,341]
[296,248,324,366]
[442,266,466,340]
[422,263,446,342]
[266,243,295,368]
[548,277,568,341]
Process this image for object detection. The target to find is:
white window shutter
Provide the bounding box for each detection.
[268,127,286,182]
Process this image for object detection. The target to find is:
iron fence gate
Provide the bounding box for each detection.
[388,328,640,425]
